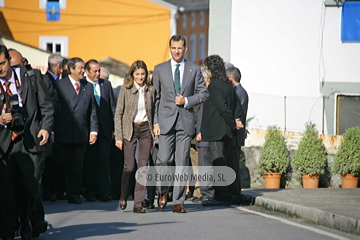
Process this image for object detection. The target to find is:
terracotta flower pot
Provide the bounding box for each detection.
[341,174,359,188]
[302,174,319,188]
[264,173,281,189]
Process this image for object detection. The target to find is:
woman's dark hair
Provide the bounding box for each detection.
[204,55,228,82]
[123,60,149,89]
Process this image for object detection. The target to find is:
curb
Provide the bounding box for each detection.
[241,192,360,235]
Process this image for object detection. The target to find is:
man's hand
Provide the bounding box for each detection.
[89,134,97,145]
[196,133,202,142]
[175,94,185,106]
[153,125,160,136]
[245,128,250,139]
[115,140,123,150]
[38,129,49,146]
[0,104,12,124]
[235,118,244,130]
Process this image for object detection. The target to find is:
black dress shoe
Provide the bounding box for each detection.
[142,199,155,209]
[100,194,112,202]
[68,197,82,204]
[32,220,48,236]
[20,224,32,240]
[202,199,229,206]
[111,194,120,200]
[199,195,210,203]
[86,196,96,202]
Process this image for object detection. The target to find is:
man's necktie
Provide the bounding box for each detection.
[4,81,19,140]
[75,82,80,95]
[174,64,181,94]
[93,83,100,106]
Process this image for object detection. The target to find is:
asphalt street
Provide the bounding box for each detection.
[20,198,359,240]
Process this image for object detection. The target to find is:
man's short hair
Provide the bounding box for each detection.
[226,66,241,83]
[67,57,84,70]
[169,35,187,47]
[48,54,63,69]
[85,59,99,71]
[224,62,234,70]
[0,45,10,61]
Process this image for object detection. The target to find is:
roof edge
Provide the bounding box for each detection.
[149,0,178,11]
[180,6,209,12]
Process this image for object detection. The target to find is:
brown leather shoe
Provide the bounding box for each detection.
[157,193,167,210]
[119,198,127,210]
[172,204,187,213]
[133,207,146,213]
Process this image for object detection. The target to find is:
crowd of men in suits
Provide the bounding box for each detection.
[0,34,248,238]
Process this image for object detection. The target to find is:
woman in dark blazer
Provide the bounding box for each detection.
[114,60,155,213]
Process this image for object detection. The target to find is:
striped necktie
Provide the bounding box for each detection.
[174,64,181,94]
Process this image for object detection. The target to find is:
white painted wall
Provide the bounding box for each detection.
[226,0,360,133]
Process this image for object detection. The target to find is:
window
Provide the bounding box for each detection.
[182,13,187,29]
[40,0,66,9]
[190,34,196,63]
[39,36,68,57]
[336,94,360,135]
[200,11,205,26]
[0,0,4,8]
[191,12,196,28]
[199,33,205,61]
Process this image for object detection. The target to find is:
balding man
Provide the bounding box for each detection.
[46,54,62,81]
[100,66,110,80]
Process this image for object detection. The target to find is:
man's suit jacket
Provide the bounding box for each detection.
[153,59,208,136]
[52,76,98,144]
[0,66,54,158]
[95,78,116,142]
[233,83,248,146]
[201,79,243,142]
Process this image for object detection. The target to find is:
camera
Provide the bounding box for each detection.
[6,94,25,134]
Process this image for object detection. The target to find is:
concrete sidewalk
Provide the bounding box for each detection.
[240,188,360,235]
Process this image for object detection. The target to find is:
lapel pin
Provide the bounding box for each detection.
[190,69,192,72]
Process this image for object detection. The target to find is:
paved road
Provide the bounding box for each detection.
[22,199,359,240]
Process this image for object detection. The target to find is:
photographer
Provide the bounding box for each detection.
[0,45,54,240]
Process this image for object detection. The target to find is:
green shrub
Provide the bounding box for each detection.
[258,125,290,173]
[292,122,327,176]
[332,127,360,176]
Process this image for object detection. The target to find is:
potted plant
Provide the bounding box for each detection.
[258,125,290,189]
[292,122,327,188]
[331,126,360,188]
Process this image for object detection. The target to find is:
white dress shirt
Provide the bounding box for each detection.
[86,77,101,98]
[133,82,148,123]
[0,67,23,107]
[170,58,188,108]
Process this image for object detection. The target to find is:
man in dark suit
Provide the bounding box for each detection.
[152,35,208,213]
[200,55,244,206]
[9,48,60,238]
[83,59,115,202]
[0,45,54,240]
[226,66,249,204]
[51,57,98,204]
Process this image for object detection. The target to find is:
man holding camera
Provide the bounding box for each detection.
[0,45,54,240]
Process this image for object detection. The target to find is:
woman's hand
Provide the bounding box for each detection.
[115,140,123,150]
